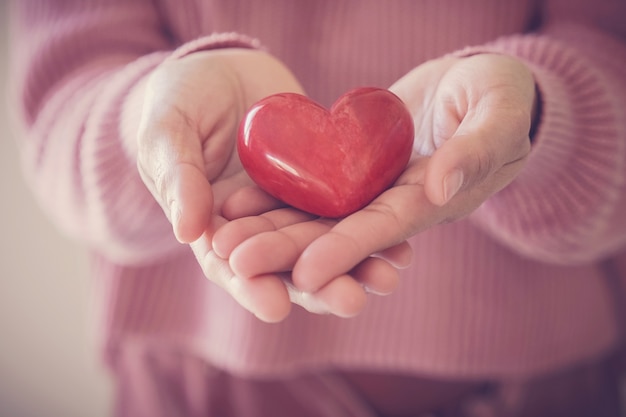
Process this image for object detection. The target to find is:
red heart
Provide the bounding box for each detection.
[237,87,414,218]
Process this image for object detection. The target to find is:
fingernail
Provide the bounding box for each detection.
[363,285,392,296]
[443,170,464,203]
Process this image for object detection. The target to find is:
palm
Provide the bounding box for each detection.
[214,53,535,309]
[136,49,321,322]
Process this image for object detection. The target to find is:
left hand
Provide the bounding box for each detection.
[213,53,536,316]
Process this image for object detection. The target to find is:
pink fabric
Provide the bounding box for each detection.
[107,344,620,417]
[8,0,626,382]
[108,344,379,417]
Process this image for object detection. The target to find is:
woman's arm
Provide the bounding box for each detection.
[9,1,257,264]
[461,0,626,263]
[216,0,626,299]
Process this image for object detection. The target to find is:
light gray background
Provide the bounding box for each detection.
[0,2,113,416]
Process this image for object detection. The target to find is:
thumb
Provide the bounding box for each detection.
[424,107,532,207]
[137,116,215,244]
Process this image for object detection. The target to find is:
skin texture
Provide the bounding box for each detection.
[136,50,534,323]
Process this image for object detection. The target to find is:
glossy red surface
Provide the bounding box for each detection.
[237,87,415,218]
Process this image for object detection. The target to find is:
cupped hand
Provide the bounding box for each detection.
[135,49,315,322]
[213,198,412,318]
[216,53,536,309]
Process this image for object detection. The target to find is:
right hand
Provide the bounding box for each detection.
[136,49,304,321]
[137,49,304,244]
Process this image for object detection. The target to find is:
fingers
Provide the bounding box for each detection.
[221,185,287,219]
[199,53,537,321]
[352,256,401,296]
[137,122,214,243]
[293,184,428,292]
[135,54,243,243]
[218,195,415,293]
[423,55,535,206]
[424,106,532,207]
[169,164,214,243]
[213,206,404,317]
[212,208,318,258]
[286,257,400,318]
[135,64,219,244]
[219,270,293,323]
[375,241,413,270]
[289,275,368,318]
[229,219,333,278]
[198,224,398,321]
[191,232,292,323]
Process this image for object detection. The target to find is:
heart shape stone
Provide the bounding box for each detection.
[237,87,414,218]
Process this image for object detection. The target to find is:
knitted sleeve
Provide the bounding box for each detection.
[9,0,258,264]
[462,1,626,264]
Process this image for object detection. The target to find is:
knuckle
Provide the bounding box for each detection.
[472,143,498,184]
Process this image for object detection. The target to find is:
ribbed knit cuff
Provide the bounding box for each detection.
[168,32,263,61]
[451,35,625,263]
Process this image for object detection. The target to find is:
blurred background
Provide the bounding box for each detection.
[0,2,112,417]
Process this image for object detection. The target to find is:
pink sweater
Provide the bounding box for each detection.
[10,0,626,379]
